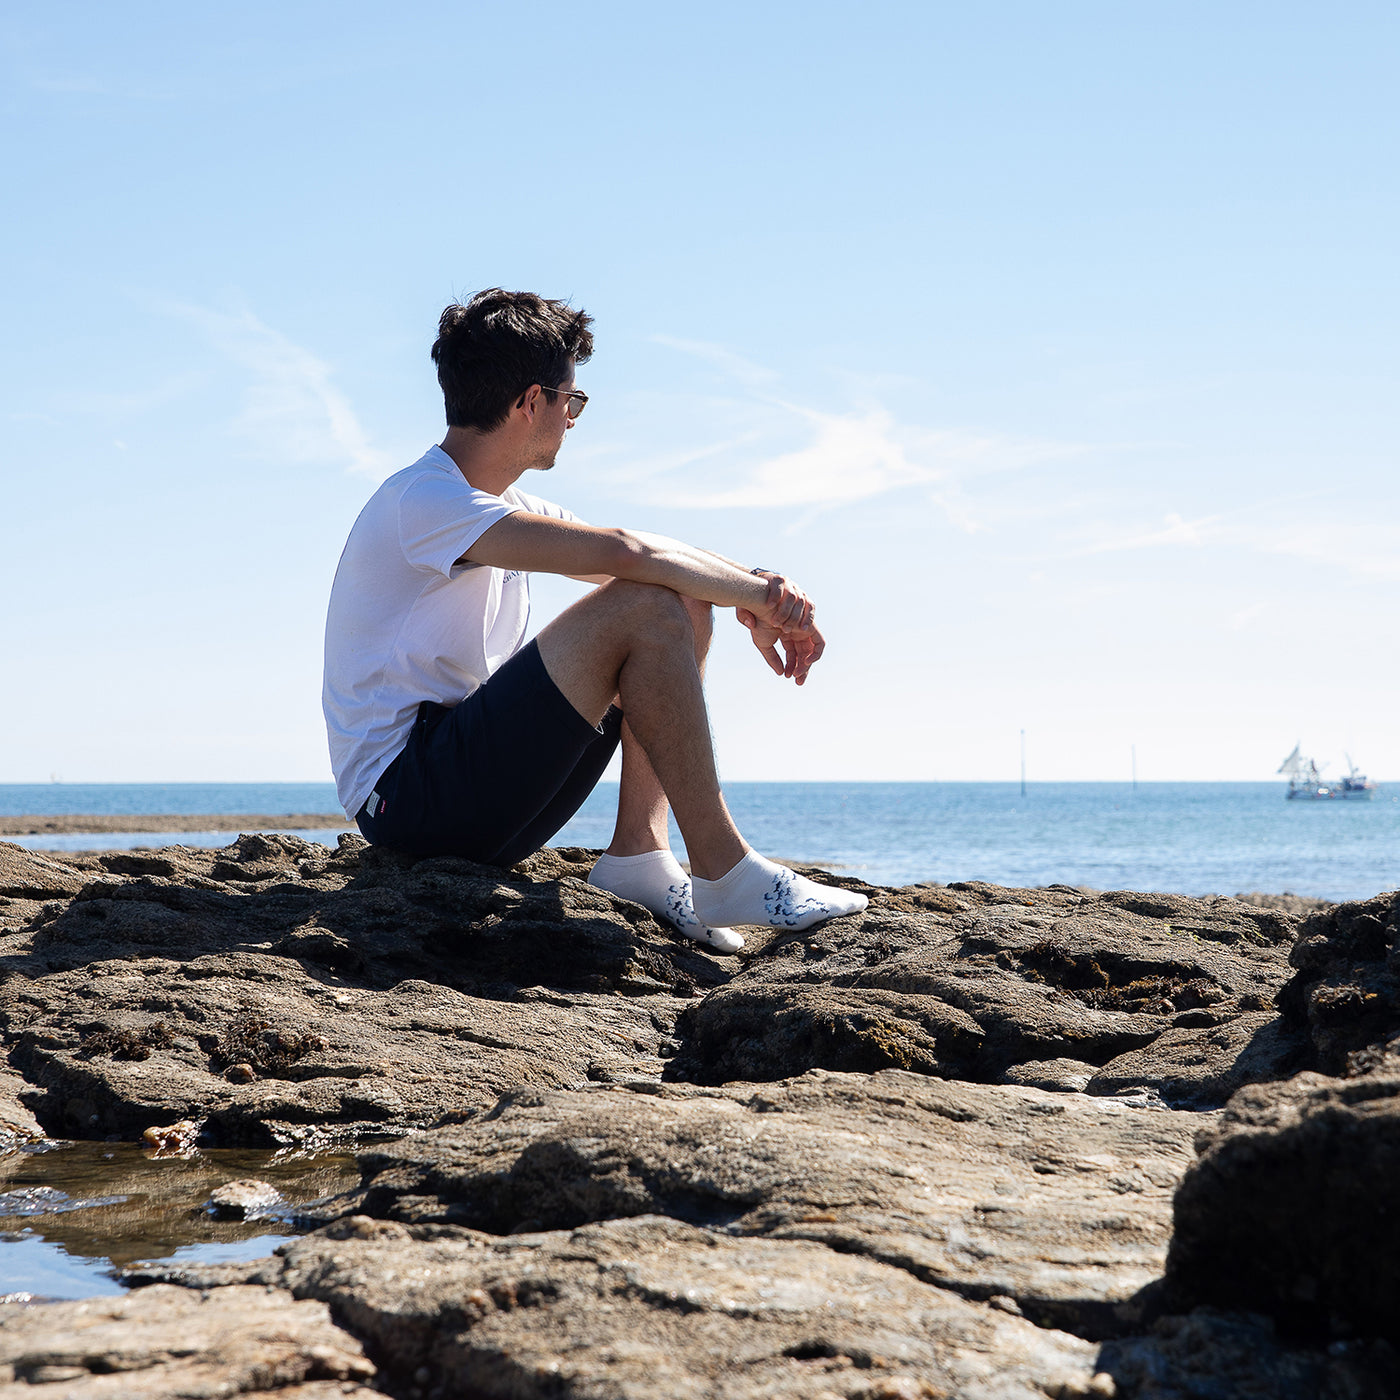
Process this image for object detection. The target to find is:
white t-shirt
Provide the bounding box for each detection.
[322,445,578,817]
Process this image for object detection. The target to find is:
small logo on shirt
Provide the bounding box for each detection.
[502,570,525,582]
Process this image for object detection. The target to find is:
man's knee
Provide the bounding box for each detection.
[604,579,694,640]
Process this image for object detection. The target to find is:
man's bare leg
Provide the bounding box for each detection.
[589,723,742,949]
[606,595,711,858]
[536,580,866,933]
[535,580,743,879]
[587,598,743,949]
[606,724,671,856]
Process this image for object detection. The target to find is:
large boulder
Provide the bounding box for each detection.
[1163,1049,1400,1344]
[1097,1308,1397,1399]
[1277,889,1400,1073]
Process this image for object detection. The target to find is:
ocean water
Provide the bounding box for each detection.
[3,781,1397,902]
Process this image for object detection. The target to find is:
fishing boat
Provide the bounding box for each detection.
[1278,745,1377,800]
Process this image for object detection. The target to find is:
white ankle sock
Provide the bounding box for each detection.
[690,851,869,932]
[588,850,744,954]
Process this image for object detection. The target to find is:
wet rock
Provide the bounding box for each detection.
[141,1119,202,1154]
[331,1068,1204,1337]
[0,1069,42,1146]
[0,1138,359,1271]
[1277,889,1400,1073]
[0,1283,377,1395]
[1163,1049,1400,1343]
[208,1178,283,1219]
[674,880,1301,1107]
[150,1216,1102,1400]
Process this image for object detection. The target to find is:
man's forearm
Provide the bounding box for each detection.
[612,529,770,610]
[464,514,783,614]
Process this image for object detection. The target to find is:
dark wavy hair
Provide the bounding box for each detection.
[431,289,594,431]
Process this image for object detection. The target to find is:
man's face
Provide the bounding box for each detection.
[529,359,577,472]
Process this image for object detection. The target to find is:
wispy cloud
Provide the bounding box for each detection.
[1081,510,1223,553]
[1229,601,1269,630]
[167,303,393,477]
[1070,499,1400,584]
[648,335,780,389]
[1236,520,1400,583]
[83,372,207,417]
[600,341,1082,529]
[652,405,936,509]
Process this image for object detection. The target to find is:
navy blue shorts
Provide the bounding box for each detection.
[355,640,621,866]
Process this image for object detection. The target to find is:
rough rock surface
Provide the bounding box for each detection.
[673,882,1303,1108]
[132,1216,1106,1400]
[0,814,351,836]
[0,1283,377,1396]
[1234,891,1335,917]
[5,835,1394,1397]
[0,836,720,1145]
[208,1177,284,1219]
[0,840,1316,1150]
[0,1068,42,1146]
[330,1069,1203,1337]
[1277,889,1400,1073]
[1164,1048,1400,1345]
[1097,1309,1397,1399]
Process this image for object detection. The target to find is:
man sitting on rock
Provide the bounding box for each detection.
[322,288,867,953]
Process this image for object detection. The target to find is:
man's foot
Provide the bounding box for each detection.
[588,850,745,954]
[691,851,868,932]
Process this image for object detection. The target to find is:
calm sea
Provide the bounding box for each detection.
[2,781,1396,902]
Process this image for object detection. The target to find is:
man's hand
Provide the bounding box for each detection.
[737,572,826,685]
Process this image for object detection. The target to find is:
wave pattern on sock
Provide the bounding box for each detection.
[587,850,744,953]
[692,851,868,933]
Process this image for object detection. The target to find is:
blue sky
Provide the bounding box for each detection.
[2,3,1396,783]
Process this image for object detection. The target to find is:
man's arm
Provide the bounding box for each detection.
[566,543,756,590]
[463,516,784,613]
[461,514,823,680]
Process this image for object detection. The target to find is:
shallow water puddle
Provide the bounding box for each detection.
[0,1139,362,1300]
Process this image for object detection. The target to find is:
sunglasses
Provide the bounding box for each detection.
[545,385,588,419]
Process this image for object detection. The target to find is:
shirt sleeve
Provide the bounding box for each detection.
[505,485,585,526]
[397,474,521,576]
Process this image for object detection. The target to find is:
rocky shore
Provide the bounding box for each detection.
[0,814,352,836]
[1,833,1397,1397]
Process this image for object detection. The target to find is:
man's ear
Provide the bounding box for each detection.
[516,383,543,421]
